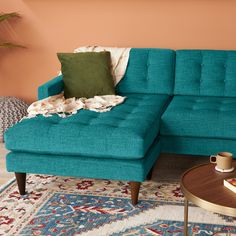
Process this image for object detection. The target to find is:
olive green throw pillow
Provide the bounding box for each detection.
[57,52,115,98]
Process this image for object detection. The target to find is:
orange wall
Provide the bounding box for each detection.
[1,0,236,102]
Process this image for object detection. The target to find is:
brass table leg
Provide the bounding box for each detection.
[184,198,188,236]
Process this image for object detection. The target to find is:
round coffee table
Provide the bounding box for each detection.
[181,161,236,236]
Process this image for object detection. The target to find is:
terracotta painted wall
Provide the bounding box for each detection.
[1,0,236,102]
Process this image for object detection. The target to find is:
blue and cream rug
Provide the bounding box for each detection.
[0,175,235,235]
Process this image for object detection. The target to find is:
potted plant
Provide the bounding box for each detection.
[0,12,28,143]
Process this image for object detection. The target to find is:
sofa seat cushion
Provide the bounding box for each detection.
[5,94,170,159]
[161,95,236,139]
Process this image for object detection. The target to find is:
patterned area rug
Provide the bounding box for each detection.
[0,175,235,236]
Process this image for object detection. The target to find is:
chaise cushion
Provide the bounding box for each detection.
[161,95,236,139]
[5,94,170,159]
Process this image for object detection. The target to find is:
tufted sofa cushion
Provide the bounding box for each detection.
[161,95,236,139]
[116,48,175,95]
[5,94,170,159]
[174,50,236,97]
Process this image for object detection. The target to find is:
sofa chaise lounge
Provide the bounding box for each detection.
[5,48,236,204]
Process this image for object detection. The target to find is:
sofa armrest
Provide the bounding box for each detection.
[38,75,64,100]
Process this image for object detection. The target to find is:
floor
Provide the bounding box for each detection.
[153,152,208,180]
[0,143,208,187]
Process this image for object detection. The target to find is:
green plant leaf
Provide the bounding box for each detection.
[0,13,25,49]
[0,12,20,22]
[0,42,26,48]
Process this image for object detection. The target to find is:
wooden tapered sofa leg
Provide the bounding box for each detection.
[15,173,26,195]
[130,181,141,205]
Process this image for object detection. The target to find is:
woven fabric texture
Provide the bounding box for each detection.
[0,97,28,142]
[57,52,115,99]
[175,50,236,97]
[112,48,175,95]
[38,75,64,100]
[161,95,236,139]
[5,94,170,159]
[161,136,236,157]
[6,138,161,182]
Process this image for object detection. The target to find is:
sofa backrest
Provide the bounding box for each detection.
[174,50,236,97]
[116,48,175,95]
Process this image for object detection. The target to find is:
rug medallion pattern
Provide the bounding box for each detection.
[0,175,235,235]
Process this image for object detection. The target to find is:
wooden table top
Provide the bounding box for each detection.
[181,161,236,217]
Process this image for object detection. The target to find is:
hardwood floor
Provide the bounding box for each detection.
[0,141,208,188]
[152,153,208,181]
[0,143,14,186]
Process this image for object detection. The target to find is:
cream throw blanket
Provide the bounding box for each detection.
[27,46,130,118]
[27,93,125,118]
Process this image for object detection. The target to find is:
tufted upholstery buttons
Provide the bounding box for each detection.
[116,48,175,95]
[6,94,170,159]
[161,95,236,139]
[175,50,236,97]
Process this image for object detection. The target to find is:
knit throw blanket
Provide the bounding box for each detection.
[27,46,130,118]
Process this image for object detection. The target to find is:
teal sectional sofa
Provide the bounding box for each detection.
[5,48,236,204]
